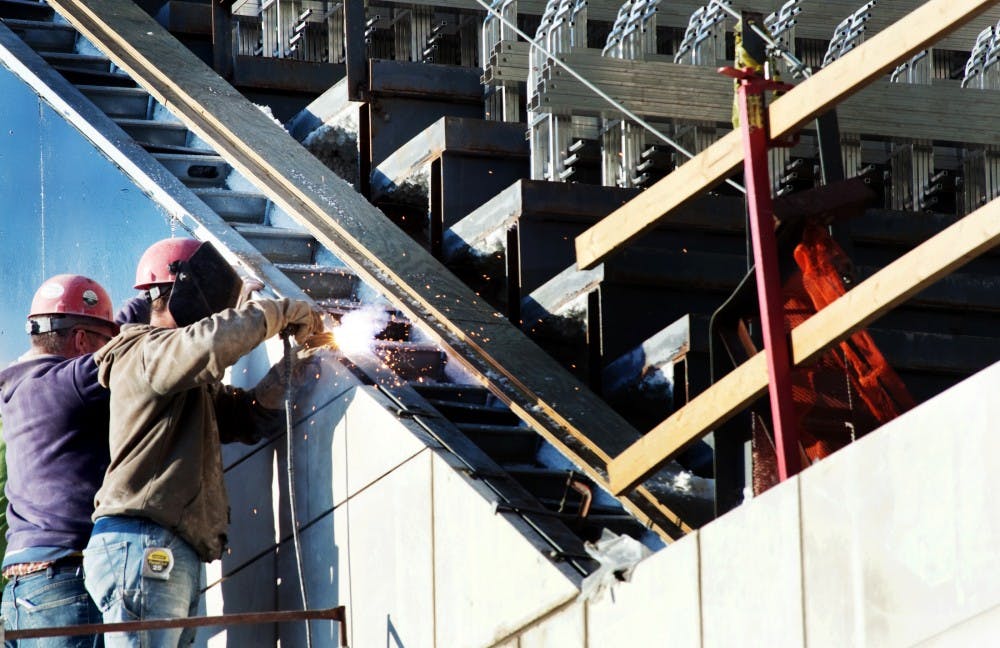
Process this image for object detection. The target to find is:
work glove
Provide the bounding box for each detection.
[255,298,325,345]
[253,298,327,345]
[283,299,326,345]
[252,347,325,411]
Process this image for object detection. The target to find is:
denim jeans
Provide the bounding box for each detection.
[83,518,201,648]
[1,563,102,648]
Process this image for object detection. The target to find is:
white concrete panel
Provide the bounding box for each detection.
[294,384,352,519]
[276,510,350,648]
[227,353,358,561]
[344,387,428,498]
[801,361,1000,648]
[220,436,271,471]
[200,552,278,648]
[331,503,352,647]
[701,478,804,648]
[586,533,701,648]
[331,406,349,510]
[432,453,578,647]
[203,561,225,617]
[915,603,1000,647]
[223,444,280,570]
[519,603,584,648]
[343,450,435,648]
[286,353,362,521]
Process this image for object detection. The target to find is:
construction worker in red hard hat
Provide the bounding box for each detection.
[0,274,121,647]
[83,237,325,647]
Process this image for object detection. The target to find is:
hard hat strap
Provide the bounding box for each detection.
[146,285,171,303]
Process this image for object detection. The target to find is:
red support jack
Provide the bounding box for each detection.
[719,65,801,481]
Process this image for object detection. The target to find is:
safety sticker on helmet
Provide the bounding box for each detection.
[39,283,64,299]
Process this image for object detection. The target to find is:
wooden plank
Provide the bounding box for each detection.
[575,0,1000,271]
[608,194,1000,494]
[44,0,692,538]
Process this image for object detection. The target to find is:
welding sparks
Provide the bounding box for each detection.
[334,305,390,355]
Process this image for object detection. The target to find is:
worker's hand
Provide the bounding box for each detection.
[252,349,324,410]
[237,277,265,308]
[281,299,326,346]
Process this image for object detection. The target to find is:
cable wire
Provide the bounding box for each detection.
[282,332,312,648]
[473,0,746,194]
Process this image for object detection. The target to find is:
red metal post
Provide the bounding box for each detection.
[723,67,801,480]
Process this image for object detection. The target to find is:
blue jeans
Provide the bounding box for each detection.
[1,562,102,648]
[83,518,201,648]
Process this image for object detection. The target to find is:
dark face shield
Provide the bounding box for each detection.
[167,242,243,327]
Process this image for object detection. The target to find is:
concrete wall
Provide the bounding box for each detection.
[497,360,1000,647]
[201,356,1000,647]
[194,347,1000,648]
[199,342,582,648]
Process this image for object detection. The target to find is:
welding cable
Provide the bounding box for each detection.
[708,264,757,383]
[474,0,747,194]
[281,330,313,648]
[708,219,807,383]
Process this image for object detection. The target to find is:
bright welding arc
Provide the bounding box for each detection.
[476,0,747,194]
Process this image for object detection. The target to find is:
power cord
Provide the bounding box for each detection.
[281,330,312,648]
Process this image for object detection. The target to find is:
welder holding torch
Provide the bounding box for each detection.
[84,237,328,648]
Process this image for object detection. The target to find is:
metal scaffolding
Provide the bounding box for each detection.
[528,0,588,181]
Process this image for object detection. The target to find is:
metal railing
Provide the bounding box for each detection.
[2,606,349,647]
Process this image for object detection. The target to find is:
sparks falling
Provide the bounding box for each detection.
[334,305,390,355]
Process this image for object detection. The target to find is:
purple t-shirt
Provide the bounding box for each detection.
[0,354,111,565]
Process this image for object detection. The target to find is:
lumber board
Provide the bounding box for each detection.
[608,194,1000,494]
[44,0,691,538]
[575,0,1000,271]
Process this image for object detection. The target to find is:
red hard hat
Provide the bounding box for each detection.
[27,274,117,334]
[134,237,202,290]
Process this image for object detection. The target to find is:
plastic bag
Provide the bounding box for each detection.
[578,528,652,602]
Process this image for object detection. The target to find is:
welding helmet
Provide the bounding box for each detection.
[26,274,118,336]
[134,238,242,327]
